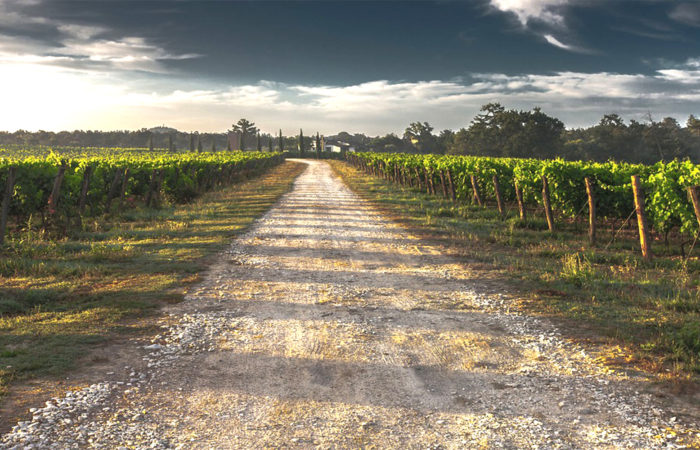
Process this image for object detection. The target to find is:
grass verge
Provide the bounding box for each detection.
[330,160,700,380]
[0,161,305,398]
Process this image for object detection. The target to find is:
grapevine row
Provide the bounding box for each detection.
[347,152,700,256]
[0,150,284,243]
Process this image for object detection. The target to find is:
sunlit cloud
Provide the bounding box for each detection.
[544,34,570,50]
[0,0,200,73]
[489,0,570,26]
[2,56,699,134]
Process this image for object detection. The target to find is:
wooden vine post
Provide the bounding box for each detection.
[631,175,652,260]
[0,167,16,246]
[470,175,483,206]
[689,186,700,229]
[105,168,123,212]
[428,173,436,195]
[439,171,448,198]
[542,176,555,232]
[584,177,596,244]
[446,170,456,202]
[77,166,93,214]
[145,169,158,207]
[493,175,505,218]
[47,162,68,217]
[117,168,131,211]
[421,170,429,194]
[155,170,165,207]
[414,168,422,190]
[515,181,526,220]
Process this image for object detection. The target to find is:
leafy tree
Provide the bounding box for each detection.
[687,115,700,137]
[232,119,258,151]
[449,103,564,159]
[403,121,436,153]
[437,129,454,154]
[369,133,410,153]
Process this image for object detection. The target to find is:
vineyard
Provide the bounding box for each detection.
[0,149,284,243]
[348,152,700,258]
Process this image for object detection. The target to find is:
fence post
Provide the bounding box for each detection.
[631,175,652,260]
[470,175,483,206]
[493,175,504,218]
[585,177,596,245]
[542,176,555,232]
[689,186,700,229]
[515,181,526,220]
[0,167,16,246]
[47,162,68,217]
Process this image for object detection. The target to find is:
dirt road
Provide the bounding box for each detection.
[3,160,699,448]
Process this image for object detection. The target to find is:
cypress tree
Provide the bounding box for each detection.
[211,140,216,152]
[189,134,195,152]
[315,132,321,157]
[298,129,304,153]
[278,129,284,151]
[257,132,262,151]
[168,134,174,152]
[148,134,154,151]
[197,137,203,152]
[268,136,273,152]
[227,136,232,151]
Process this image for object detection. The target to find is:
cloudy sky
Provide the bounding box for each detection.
[1,0,700,135]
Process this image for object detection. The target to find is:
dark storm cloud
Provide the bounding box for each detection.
[1,0,700,132]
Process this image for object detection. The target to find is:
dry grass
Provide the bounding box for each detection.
[330,160,700,380]
[0,161,306,398]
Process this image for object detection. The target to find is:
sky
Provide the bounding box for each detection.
[1,0,700,135]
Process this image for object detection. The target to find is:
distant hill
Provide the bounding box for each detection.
[148,126,179,134]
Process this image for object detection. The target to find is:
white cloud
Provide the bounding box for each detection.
[490,1,591,53]
[0,1,200,73]
[1,36,700,134]
[489,0,569,26]
[543,34,574,51]
[57,24,106,40]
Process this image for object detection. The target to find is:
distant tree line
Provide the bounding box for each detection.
[1,105,698,163]
[364,103,699,163]
[0,126,278,153]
